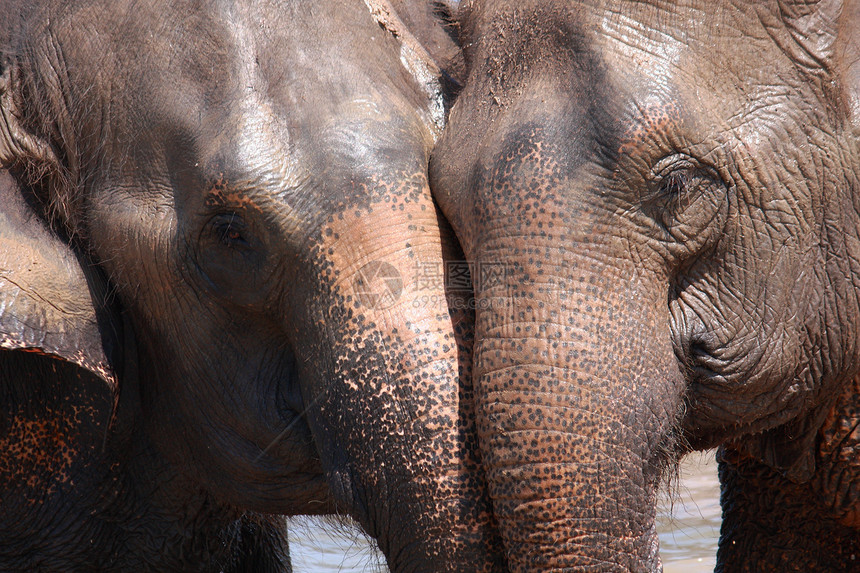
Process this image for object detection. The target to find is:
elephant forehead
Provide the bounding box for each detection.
[602,5,826,129]
[460,0,813,148]
[35,0,430,149]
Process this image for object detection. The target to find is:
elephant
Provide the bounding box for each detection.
[0,166,290,570]
[429,0,860,571]
[0,0,504,570]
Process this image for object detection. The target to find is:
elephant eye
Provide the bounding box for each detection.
[658,168,692,197]
[195,210,273,306]
[644,154,729,251]
[650,157,697,200]
[210,213,249,248]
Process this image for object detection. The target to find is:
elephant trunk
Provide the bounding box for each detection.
[472,250,685,572]
[297,201,505,572]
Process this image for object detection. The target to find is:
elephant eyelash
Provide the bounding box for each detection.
[211,213,249,247]
[659,168,692,197]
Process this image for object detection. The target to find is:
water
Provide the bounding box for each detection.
[657,450,721,573]
[288,516,386,573]
[288,451,722,572]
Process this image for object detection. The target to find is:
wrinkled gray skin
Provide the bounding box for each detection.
[0,0,504,571]
[431,0,860,571]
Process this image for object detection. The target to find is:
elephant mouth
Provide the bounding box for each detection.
[673,321,729,384]
[677,331,796,448]
[669,296,741,393]
[686,339,743,393]
[672,320,752,445]
[238,352,320,473]
[271,365,317,452]
[268,402,315,454]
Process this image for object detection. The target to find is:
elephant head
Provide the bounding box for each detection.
[0,0,502,570]
[431,0,860,570]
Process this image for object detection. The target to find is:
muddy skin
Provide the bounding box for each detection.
[0,352,292,573]
[0,0,504,570]
[431,1,860,571]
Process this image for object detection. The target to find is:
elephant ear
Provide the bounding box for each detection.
[363,0,465,133]
[735,1,860,483]
[1,43,108,369]
[774,0,860,129]
[836,0,860,132]
[0,168,118,390]
[387,0,466,88]
[1,41,78,234]
[776,0,842,69]
[0,168,126,517]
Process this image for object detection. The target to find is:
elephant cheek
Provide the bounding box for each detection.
[471,253,685,572]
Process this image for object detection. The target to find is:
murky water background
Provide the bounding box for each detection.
[656,450,721,573]
[288,450,721,572]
